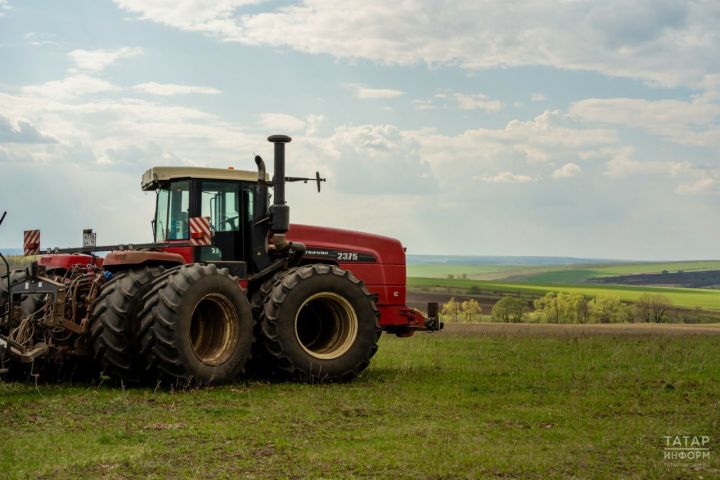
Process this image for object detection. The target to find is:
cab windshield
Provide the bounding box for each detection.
[154,180,190,241]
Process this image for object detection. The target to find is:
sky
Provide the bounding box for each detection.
[0,0,718,260]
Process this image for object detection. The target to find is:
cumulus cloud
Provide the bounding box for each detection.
[324,124,433,194]
[0,115,56,144]
[133,82,222,96]
[258,113,307,132]
[602,147,690,177]
[476,171,533,184]
[21,75,119,99]
[345,83,404,99]
[115,0,720,88]
[0,0,9,16]
[676,178,717,195]
[552,163,581,179]
[570,97,720,149]
[531,92,547,102]
[68,47,143,72]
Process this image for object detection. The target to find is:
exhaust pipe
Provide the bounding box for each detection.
[267,135,292,250]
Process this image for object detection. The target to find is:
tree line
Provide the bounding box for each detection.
[440,291,688,324]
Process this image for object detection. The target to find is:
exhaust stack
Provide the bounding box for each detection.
[268,134,292,249]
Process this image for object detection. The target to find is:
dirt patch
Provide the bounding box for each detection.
[443,322,720,337]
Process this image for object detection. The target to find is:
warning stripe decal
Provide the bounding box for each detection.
[23,230,40,256]
[189,217,212,246]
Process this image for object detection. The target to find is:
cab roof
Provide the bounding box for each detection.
[141,166,261,191]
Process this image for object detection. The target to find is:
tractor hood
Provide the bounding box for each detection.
[287,224,406,265]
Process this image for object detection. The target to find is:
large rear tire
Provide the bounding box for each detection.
[89,266,164,384]
[139,264,253,386]
[260,264,380,382]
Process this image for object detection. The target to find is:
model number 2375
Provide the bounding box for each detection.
[337,251,359,261]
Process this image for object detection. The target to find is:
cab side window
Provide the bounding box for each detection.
[167,181,190,240]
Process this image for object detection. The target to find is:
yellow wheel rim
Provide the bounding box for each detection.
[294,292,358,360]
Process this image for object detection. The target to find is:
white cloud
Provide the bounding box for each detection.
[258,113,307,132]
[676,178,717,195]
[68,47,143,72]
[476,171,533,184]
[133,82,222,96]
[21,75,119,99]
[552,162,581,179]
[408,110,617,190]
[570,96,720,149]
[115,0,720,88]
[113,0,261,35]
[435,91,503,112]
[603,147,690,177]
[531,92,547,102]
[345,83,404,99]
[0,0,9,16]
[322,124,433,194]
[413,90,502,112]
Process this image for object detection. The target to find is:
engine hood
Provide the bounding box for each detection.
[287,224,406,265]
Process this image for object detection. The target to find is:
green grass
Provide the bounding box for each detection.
[1,328,718,479]
[408,277,720,310]
[406,264,527,280]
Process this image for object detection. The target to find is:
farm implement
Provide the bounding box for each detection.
[0,135,440,385]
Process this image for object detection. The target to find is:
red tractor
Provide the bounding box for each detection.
[0,135,440,385]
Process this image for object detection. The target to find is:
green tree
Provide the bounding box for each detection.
[441,297,459,323]
[460,299,482,322]
[533,292,589,323]
[588,296,629,323]
[492,296,528,323]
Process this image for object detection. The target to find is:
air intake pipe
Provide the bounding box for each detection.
[254,154,268,224]
[268,134,292,250]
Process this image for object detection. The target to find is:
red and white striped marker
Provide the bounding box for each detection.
[23,230,40,256]
[189,217,212,246]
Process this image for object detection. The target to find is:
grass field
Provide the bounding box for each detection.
[406,264,528,280]
[408,260,720,284]
[408,277,720,310]
[1,325,718,479]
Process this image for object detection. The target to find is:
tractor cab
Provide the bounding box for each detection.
[141,166,265,265]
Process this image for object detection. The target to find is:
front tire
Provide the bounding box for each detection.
[90,267,164,384]
[260,264,380,382]
[139,264,253,386]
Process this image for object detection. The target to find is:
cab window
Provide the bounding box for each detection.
[201,182,240,232]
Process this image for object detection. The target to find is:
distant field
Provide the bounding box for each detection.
[1,325,718,478]
[516,261,720,283]
[408,260,720,283]
[408,277,720,310]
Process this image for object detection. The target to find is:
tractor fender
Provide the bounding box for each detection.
[103,250,185,272]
